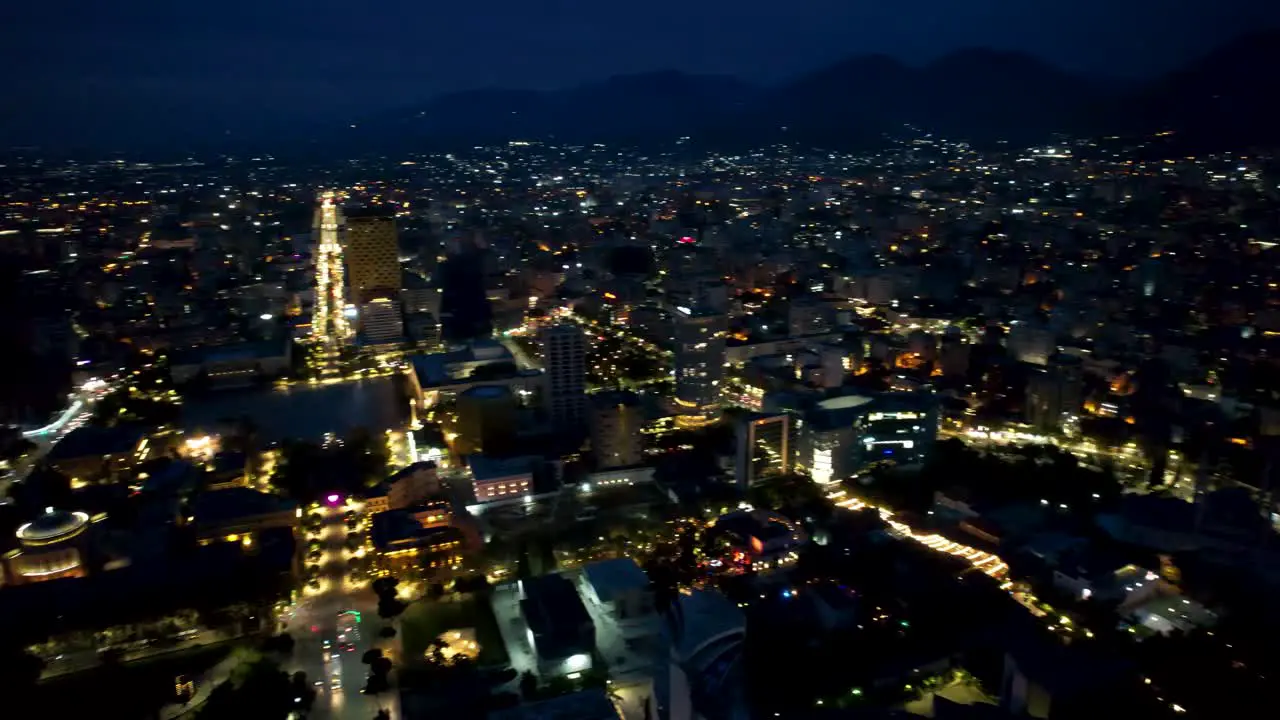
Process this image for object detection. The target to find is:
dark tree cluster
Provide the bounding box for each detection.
[272,427,389,503]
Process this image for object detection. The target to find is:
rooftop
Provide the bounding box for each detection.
[816,394,875,412]
[387,460,438,483]
[170,338,288,366]
[665,589,745,668]
[469,454,537,482]
[409,341,535,387]
[16,508,89,544]
[583,557,650,605]
[370,508,463,552]
[463,384,512,400]
[47,424,149,461]
[189,487,297,526]
[520,574,594,662]
[1130,594,1219,634]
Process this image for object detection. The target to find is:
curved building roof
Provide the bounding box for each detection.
[667,590,745,672]
[816,395,875,411]
[17,508,89,545]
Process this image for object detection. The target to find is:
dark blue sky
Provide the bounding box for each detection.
[3,0,1276,149]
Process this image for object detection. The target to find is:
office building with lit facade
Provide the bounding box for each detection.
[589,391,643,469]
[407,340,545,413]
[734,413,793,489]
[358,297,405,344]
[469,454,536,503]
[369,502,469,579]
[344,210,401,304]
[541,324,587,429]
[672,305,727,427]
[800,391,939,485]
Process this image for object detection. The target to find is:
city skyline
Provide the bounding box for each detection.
[2,5,1280,716]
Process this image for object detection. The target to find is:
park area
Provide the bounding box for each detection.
[399,595,508,669]
[26,645,232,718]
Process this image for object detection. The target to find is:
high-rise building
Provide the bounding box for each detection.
[800,392,939,483]
[589,391,642,469]
[787,295,830,337]
[735,413,793,488]
[1026,354,1084,432]
[454,385,517,456]
[673,305,727,427]
[344,210,400,304]
[938,330,971,378]
[401,270,441,316]
[359,297,405,344]
[541,324,587,429]
[1008,321,1055,366]
[439,251,493,343]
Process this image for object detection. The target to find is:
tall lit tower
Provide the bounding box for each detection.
[540,324,587,429]
[344,210,401,304]
[673,305,727,428]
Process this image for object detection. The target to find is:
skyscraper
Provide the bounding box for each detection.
[439,251,493,343]
[673,305,727,427]
[541,324,587,429]
[358,297,405,344]
[1008,320,1055,367]
[344,210,400,304]
[590,391,643,469]
[1026,354,1084,433]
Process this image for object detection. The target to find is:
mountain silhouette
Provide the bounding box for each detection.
[1120,29,1280,149]
[346,29,1280,151]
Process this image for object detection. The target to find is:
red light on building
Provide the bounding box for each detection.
[678,236,695,244]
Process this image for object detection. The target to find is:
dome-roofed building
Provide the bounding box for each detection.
[18,507,89,544]
[4,506,97,585]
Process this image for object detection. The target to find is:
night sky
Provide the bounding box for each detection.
[3,0,1277,149]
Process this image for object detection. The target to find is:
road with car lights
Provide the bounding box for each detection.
[283,499,398,720]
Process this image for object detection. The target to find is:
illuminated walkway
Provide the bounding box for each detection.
[825,489,1009,583]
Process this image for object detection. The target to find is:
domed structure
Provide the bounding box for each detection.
[4,507,93,584]
[17,507,89,546]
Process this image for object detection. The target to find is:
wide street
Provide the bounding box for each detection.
[3,379,109,499]
[283,499,399,720]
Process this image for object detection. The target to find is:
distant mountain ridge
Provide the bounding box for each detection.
[352,29,1280,151]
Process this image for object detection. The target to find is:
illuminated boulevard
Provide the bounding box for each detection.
[282,500,399,720]
[312,191,352,375]
[3,381,110,498]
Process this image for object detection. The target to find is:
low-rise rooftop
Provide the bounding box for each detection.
[47,424,150,461]
[370,508,463,553]
[583,557,650,605]
[189,487,297,527]
[520,574,594,662]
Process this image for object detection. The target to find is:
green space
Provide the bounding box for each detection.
[29,645,232,718]
[399,596,508,668]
